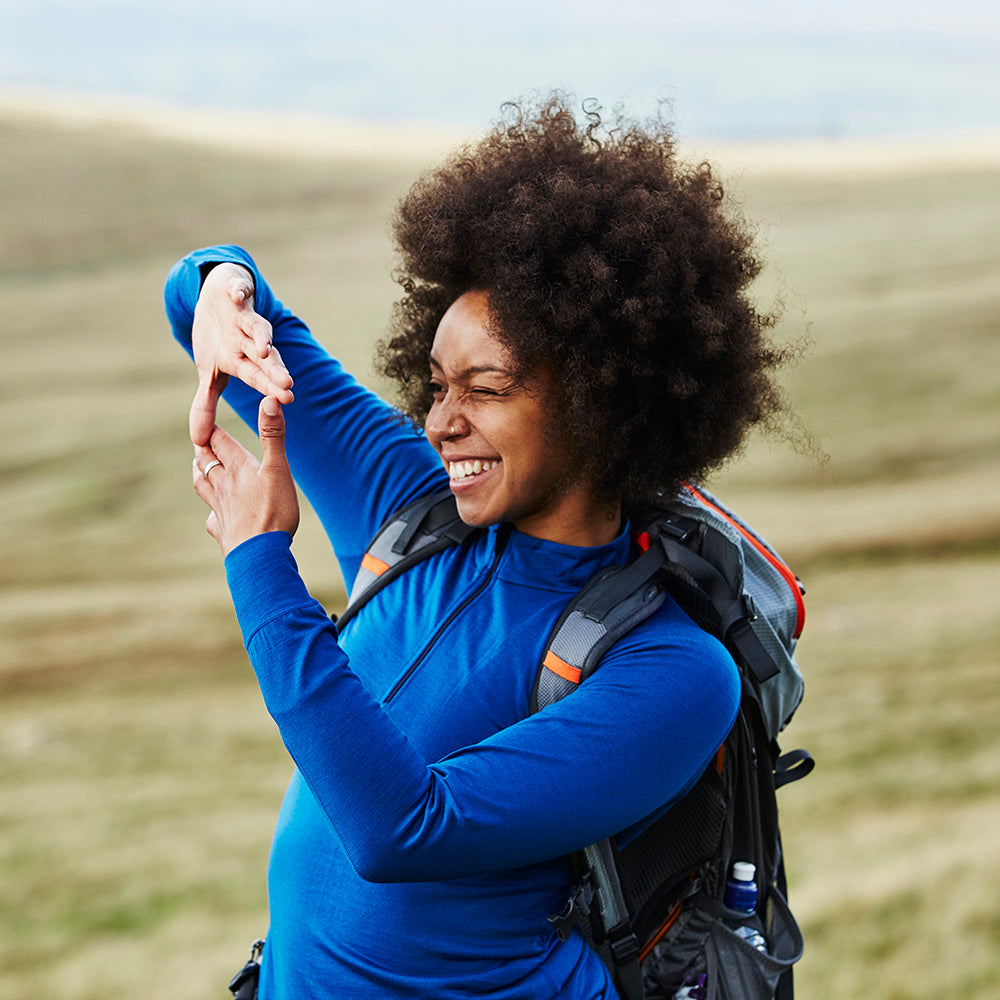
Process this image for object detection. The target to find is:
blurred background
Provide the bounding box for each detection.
[1,0,998,137]
[1,2,998,997]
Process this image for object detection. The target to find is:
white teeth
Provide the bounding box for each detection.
[449,460,498,480]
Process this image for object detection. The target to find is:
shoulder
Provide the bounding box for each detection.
[592,593,742,726]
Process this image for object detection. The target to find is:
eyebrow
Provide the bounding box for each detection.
[428,354,514,379]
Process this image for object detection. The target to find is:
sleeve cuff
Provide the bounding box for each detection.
[224,531,320,646]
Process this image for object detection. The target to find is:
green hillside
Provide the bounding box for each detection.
[1,105,998,999]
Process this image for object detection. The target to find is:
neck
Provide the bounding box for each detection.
[514,497,623,548]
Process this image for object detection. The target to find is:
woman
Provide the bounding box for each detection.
[165,97,790,999]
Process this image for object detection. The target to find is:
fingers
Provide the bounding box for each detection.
[205,424,246,469]
[193,444,220,476]
[189,341,292,447]
[189,369,228,447]
[226,270,254,307]
[192,447,226,489]
[192,454,215,509]
[256,397,300,538]
[192,455,223,550]
[232,349,294,403]
[223,274,272,361]
[265,346,294,391]
[192,429,247,489]
[245,313,274,361]
[189,401,298,554]
[205,509,221,544]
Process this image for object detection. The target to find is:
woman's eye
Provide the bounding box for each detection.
[427,381,445,395]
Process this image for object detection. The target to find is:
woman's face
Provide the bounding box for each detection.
[424,290,619,547]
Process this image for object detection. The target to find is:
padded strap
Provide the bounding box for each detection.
[584,840,646,1000]
[338,491,476,630]
[391,491,449,554]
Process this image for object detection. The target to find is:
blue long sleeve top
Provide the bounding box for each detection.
[164,247,741,999]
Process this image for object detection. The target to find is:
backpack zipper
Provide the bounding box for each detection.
[383,523,512,704]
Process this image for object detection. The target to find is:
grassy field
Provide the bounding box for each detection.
[1,102,998,999]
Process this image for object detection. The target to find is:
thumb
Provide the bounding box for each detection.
[258,395,287,467]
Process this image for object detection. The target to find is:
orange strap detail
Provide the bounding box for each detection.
[542,651,582,685]
[360,552,390,577]
[639,900,683,962]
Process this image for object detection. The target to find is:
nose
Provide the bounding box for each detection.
[425,394,468,444]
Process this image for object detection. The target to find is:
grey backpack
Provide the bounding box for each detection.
[339,484,811,1000]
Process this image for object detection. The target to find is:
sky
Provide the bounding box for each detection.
[0,0,997,139]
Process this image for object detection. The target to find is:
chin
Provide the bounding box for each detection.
[453,497,499,529]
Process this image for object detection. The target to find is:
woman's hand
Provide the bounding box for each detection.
[193,396,300,557]
[190,263,294,447]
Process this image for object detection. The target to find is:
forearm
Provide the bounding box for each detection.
[165,246,447,581]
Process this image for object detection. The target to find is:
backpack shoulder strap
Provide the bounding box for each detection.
[529,539,670,713]
[336,490,476,630]
[530,527,674,1000]
[530,504,790,716]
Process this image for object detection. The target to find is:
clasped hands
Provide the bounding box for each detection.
[190,263,300,556]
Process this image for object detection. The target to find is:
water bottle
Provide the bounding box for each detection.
[723,861,767,952]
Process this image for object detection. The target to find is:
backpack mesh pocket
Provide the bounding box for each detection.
[642,886,803,1000]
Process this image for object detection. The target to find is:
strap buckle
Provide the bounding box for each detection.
[607,924,644,1000]
[547,872,595,942]
[608,925,640,966]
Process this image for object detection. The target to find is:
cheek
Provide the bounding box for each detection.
[508,427,557,485]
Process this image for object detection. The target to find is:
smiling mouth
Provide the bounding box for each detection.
[449,459,500,481]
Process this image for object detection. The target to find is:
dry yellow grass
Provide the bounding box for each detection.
[1,96,998,999]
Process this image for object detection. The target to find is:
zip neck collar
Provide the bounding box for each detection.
[483,520,632,593]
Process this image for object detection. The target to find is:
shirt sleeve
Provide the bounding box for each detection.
[163,245,447,585]
[226,532,742,884]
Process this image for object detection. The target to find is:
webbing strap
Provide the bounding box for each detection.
[775,847,795,1000]
[530,564,667,714]
[656,534,740,629]
[657,536,781,686]
[775,748,815,789]
[582,840,645,1000]
[609,928,644,1000]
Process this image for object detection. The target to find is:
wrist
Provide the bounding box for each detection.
[223,528,294,561]
[224,532,311,646]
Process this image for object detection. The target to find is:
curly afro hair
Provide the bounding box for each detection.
[376,94,791,508]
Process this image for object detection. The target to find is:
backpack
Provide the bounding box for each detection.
[337,483,811,1000]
